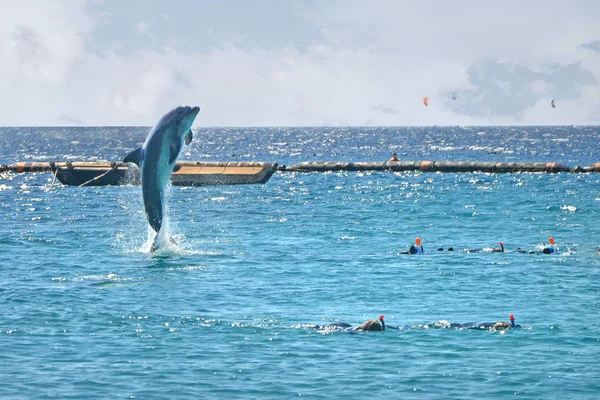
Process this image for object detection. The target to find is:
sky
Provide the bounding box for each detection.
[1,0,599,127]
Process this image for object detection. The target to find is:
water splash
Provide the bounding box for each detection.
[122,164,141,185]
[143,211,179,254]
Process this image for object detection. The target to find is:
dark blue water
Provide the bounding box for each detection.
[1,125,598,166]
[1,126,600,398]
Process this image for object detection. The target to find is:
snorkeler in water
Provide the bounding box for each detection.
[399,238,424,255]
[450,314,521,330]
[542,237,556,254]
[308,315,393,332]
[516,237,557,254]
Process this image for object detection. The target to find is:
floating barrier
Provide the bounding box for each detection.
[0,161,278,187]
[283,160,578,173]
[280,161,387,172]
[1,160,598,186]
[581,162,600,173]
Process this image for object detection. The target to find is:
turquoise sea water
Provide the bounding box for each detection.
[1,126,600,398]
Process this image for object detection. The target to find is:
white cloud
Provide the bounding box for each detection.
[0,0,598,126]
[134,22,150,35]
[1,0,94,81]
[528,80,551,96]
[0,0,95,123]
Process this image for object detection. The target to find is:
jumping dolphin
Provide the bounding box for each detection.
[123,105,200,251]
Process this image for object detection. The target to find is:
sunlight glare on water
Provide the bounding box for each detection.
[0,126,599,398]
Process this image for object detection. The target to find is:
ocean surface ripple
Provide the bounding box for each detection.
[1,126,599,398]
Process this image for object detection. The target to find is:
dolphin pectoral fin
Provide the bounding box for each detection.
[185,129,193,145]
[124,147,143,166]
[169,140,181,164]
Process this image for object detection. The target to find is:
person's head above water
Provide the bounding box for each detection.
[492,314,518,330]
[355,315,385,331]
[491,241,504,252]
[542,237,556,254]
[415,237,424,254]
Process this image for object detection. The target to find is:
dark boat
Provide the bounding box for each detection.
[3,161,277,186]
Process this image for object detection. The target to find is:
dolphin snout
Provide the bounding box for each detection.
[187,106,200,122]
[180,106,200,131]
[184,105,200,117]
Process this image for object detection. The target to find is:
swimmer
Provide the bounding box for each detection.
[516,237,557,254]
[309,315,389,332]
[542,237,556,254]
[414,238,424,254]
[399,238,424,255]
[491,241,504,253]
[453,314,520,330]
[490,314,519,330]
[388,152,399,162]
[354,315,386,331]
[477,314,520,330]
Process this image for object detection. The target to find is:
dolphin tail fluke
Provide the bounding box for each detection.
[123,147,143,166]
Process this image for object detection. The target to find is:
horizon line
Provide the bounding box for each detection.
[0,124,597,129]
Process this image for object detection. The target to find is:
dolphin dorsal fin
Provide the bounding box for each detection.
[185,129,193,145]
[169,140,181,164]
[123,147,143,166]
